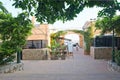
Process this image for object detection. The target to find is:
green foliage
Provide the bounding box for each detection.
[0,1,8,13]
[68,30,84,34]
[115,50,120,66]
[0,12,33,65]
[48,31,67,55]
[95,17,112,34]
[95,15,120,35]
[112,16,120,35]
[48,43,60,55]
[50,31,66,45]
[50,31,64,45]
[84,27,94,54]
[65,29,93,54]
[12,0,120,24]
[97,0,120,18]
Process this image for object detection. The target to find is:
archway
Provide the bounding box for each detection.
[64,34,79,45]
[58,30,84,48]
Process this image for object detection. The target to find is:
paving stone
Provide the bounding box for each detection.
[0,48,120,80]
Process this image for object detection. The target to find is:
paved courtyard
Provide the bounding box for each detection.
[0,48,120,80]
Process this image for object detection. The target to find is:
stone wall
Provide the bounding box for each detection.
[90,47,116,60]
[22,48,50,60]
[108,61,120,72]
[0,62,23,73]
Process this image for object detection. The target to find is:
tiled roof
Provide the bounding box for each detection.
[27,24,49,40]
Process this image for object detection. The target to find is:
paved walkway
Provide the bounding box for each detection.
[0,48,120,80]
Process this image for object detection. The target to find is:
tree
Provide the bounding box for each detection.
[95,15,120,35]
[84,26,94,55]
[0,1,8,13]
[95,15,120,63]
[0,12,33,65]
[12,0,120,24]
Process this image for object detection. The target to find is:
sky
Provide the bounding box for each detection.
[1,0,120,31]
[52,7,102,30]
[64,34,79,44]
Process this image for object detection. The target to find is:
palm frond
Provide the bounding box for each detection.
[0,1,8,13]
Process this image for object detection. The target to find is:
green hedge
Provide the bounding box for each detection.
[115,50,120,66]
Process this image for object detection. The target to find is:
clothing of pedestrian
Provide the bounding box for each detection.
[67,41,73,56]
[76,43,80,51]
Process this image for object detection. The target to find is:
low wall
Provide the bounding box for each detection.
[0,62,23,73]
[22,48,50,60]
[90,47,116,60]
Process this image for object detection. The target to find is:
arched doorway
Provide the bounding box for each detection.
[64,34,80,45]
[59,30,84,48]
[49,30,84,56]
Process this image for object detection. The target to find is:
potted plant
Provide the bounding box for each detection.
[48,43,60,60]
[60,45,67,60]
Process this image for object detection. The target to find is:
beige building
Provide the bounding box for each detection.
[24,24,50,49]
[23,16,51,49]
[82,20,101,37]
[82,20,116,59]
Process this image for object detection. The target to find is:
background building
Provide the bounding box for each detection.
[24,24,49,49]
[23,17,50,49]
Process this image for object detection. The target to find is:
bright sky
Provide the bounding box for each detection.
[52,7,102,30]
[1,0,120,31]
[64,34,79,44]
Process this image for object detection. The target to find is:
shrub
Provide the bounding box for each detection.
[115,50,120,66]
[0,12,32,65]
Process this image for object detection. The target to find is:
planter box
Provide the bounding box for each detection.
[50,51,67,60]
[90,47,116,60]
[84,50,90,55]
[22,48,49,60]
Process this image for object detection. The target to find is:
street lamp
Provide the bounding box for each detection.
[112,26,115,62]
[17,30,21,63]
[17,50,21,63]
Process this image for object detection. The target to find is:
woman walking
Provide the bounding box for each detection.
[67,41,73,56]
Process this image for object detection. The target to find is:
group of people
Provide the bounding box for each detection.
[66,41,80,56]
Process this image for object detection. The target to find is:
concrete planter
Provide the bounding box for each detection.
[50,51,66,60]
[84,50,90,55]
[22,48,49,60]
[90,47,117,59]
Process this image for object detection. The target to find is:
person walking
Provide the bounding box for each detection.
[67,41,73,56]
[76,43,80,51]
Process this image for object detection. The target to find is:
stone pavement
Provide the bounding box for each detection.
[0,48,120,80]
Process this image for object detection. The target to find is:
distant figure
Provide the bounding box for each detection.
[67,41,73,56]
[76,43,79,51]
